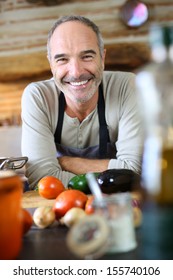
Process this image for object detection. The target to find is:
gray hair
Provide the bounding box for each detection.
[47,15,104,60]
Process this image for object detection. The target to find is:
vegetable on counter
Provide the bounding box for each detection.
[33,206,56,228]
[85,195,95,215]
[97,169,140,194]
[37,176,65,199]
[68,173,100,194]
[60,207,87,227]
[53,189,88,220]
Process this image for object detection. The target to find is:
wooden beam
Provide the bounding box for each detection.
[1,0,173,81]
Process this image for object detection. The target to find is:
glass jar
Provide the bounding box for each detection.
[93,193,137,254]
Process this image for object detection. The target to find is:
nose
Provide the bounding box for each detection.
[68,58,83,78]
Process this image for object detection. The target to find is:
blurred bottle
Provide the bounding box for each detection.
[136,23,173,204]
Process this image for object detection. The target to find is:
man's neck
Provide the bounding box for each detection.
[65,93,98,122]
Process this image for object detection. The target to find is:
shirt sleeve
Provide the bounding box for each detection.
[21,82,75,190]
[106,72,144,174]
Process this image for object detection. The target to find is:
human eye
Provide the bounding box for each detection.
[54,54,68,65]
[82,50,96,61]
[56,57,68,64]
[82,54,94,61]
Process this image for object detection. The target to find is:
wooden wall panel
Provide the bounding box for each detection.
[1,0,173,122]
[0,80,26,124]
[1,0,173,82]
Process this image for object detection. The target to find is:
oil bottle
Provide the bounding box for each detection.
[136,23,173,204]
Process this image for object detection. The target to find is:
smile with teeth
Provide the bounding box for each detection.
[70,80,88,86]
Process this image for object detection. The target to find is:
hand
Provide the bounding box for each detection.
[58,156,109,174]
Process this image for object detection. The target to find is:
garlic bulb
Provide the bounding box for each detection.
[60,207,86,227]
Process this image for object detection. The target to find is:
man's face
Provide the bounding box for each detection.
[48,21,106,104]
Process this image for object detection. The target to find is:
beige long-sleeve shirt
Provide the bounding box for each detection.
[21,71,144,189]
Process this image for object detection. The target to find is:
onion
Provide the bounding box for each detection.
[33,206,56,229]
[60,207,86,227]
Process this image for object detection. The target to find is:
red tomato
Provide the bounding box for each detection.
[38,176,65,199]
[22,208,33,235]
[53,189,88,220]
[85,194,108,215]
[85,195,95,215]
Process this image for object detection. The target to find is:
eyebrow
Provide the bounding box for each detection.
[54,53,66,60]
[54,49,97,60]
[81,49,97,56]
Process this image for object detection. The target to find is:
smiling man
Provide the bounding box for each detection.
[21,15,144,190]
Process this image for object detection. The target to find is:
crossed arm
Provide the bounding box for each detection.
[58,156,109,175]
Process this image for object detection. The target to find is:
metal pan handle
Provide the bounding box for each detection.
[0,156,28,170]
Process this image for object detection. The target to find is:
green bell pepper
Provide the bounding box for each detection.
[68,173,100,194]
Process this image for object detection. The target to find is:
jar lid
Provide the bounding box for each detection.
[66,214,109,259]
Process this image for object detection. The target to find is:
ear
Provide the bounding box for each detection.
[47,55,54,75]
[102,49,106,69]
[47,54,51,65]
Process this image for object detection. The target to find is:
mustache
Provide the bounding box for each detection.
[63,73,94,83]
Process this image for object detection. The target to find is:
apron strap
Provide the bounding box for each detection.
[97,83,110,158]
[54,83,110,158]
[55,91,66,144]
